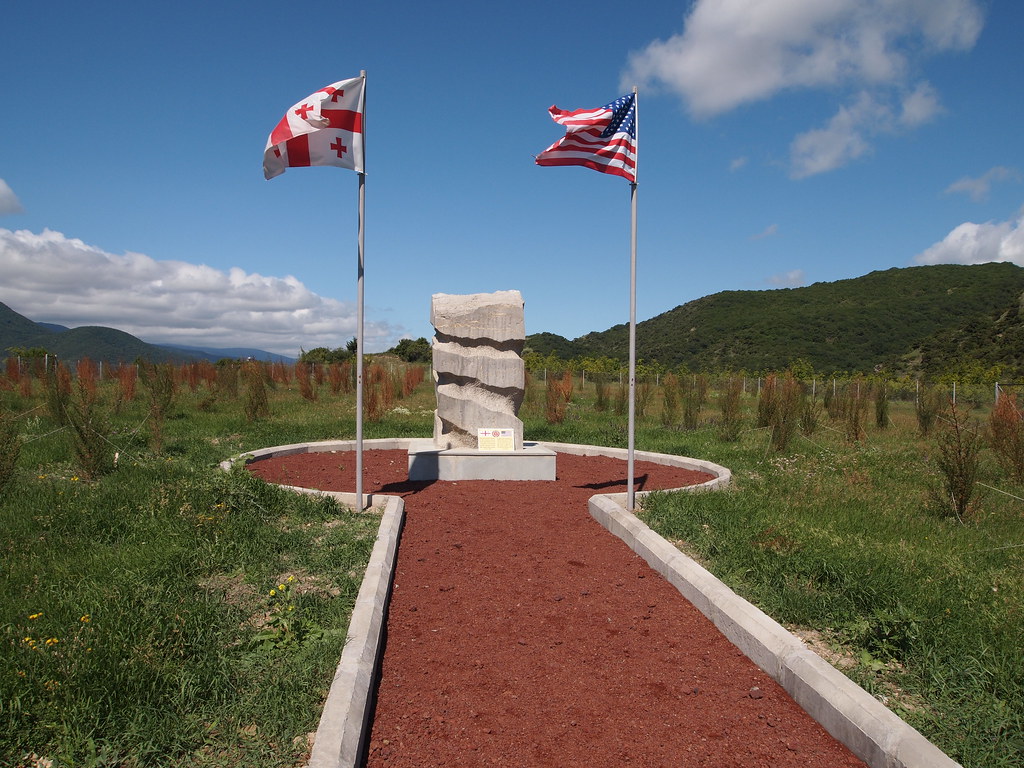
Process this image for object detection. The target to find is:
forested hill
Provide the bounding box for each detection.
[525,263,1024,375]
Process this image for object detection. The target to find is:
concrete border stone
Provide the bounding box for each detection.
[224,438,959,768]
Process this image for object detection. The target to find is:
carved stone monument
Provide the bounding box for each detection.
[431,290,525,450]
[406,290,556,481]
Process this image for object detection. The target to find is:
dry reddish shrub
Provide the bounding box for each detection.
[403,365,425,397]
[362,364,393,421]
[544,371,574,424]
[76,358,98,399]
[271,361,290,385]
[295,362,317,402]
[988,391,1024,483]
[327,363,344,394]
[115,364,137,402]
[197,360,217,388]
[375,365,395,412]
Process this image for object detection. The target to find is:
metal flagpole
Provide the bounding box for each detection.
[627,85,638,512]
[355,70,367,511]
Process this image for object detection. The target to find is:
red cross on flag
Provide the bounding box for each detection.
[263,76,365,179]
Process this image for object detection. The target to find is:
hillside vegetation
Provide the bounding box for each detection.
[527,263,1024,376]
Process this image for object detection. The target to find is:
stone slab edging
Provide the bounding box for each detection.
[221,441,408,768]
[224,439,958,768]
[582,460,960,768]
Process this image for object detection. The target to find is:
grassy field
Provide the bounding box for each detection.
[1,364,1022,766]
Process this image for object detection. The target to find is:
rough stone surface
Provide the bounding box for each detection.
[430,289,526,343]
[431,291,525,449]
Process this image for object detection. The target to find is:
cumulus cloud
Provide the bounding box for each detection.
[0,228,401,355]
[915,209,1024,266]
[767,269,805,288]
[945,166,1022,202]
[789,82,946,177]
[0,179,23,215]
[623,0,983,176]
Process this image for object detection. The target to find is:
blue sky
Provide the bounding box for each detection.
[2,0,1022,356]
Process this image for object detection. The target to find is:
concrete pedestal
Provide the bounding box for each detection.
[407,439,557,482]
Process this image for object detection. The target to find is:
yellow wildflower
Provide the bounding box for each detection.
[28,612,42,620]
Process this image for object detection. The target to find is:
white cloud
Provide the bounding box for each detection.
[789,92,882,178]
[0,179,23,215]
[915,209,1024,266]
[899,81,943,127]
[750,223,778,240]
[623,0,983,175]
[729,156,748,172]
[945,166,1022,202]
[0,228,402,355]
[767,269,805,288]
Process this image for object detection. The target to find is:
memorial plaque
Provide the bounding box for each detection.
[477,428,515,451]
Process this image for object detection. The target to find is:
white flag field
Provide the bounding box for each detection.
[263,76,365,179]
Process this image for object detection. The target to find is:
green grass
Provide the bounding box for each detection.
[523,387,1023,768]
[0,372,404,767]
[1,367,1022,766]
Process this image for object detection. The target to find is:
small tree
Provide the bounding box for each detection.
[874,379,889,429]
[681,376,702,430]
[988,391,1024,483]
[916,383,943,436]
[141,363,176,453]
[242,361,270,422]
[844,378,867,442]
[934,401,982,522]
[594,373,610,412]
[295,362,317,402]
[718,375,744,442]
[65,376,115,479]
[769,373,802,452]
[756,374,777,429]
[660,373,680,427]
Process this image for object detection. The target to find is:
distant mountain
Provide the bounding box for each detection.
[0,302,290,364]
[154,344,295,364]
[526,263,1024,376]
[35,322,70,333]
[0,301,50,348]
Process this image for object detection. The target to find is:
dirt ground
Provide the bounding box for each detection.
[249,448,864,767]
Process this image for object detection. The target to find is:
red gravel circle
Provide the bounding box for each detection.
[248,448,864,767]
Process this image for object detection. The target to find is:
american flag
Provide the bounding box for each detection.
[535,93,637,183]
[263,76,365,180]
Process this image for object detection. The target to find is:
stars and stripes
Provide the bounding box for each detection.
[535,93,637,183]
[263,76,365,179]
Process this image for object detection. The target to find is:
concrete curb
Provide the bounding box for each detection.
[305,492,404,768]
[589,495,961,768]
[226,438,959,768]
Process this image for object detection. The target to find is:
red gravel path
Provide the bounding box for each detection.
[249,449,864,767]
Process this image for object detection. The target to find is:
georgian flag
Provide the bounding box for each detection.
[263,76,365,179]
